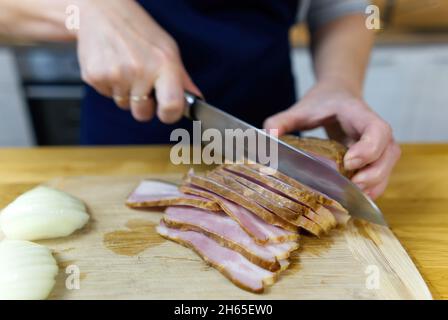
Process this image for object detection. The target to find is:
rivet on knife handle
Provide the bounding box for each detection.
[183,91,198,120]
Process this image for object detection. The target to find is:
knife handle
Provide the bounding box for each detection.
[183,91,199,120]
[149,90,199,120]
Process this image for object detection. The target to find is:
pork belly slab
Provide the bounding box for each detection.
[163,206,298,271]
[157,222,277,293]
[280,135,355,178]
[126,180,220,211]
[179,185,300,244]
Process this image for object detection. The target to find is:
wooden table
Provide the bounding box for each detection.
[0,144,447,299]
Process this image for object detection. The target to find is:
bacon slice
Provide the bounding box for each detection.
[157,222,276,293]
[213,168,334,232]
[180,185,299,244]
[243,163,350,226]
[163,206,299,271]
[221,166,336,233]
[184,173,298,233]
[126,180,220,211]
[207,171,325,236]
[248,163,348,214]
[224,164,319,210]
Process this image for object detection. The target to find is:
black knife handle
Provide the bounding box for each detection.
[183,91,199,120]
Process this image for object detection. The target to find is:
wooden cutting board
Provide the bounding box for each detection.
[2,174,431,300]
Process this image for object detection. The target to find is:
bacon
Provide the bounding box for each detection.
[180,185,299,244]
[184,173,298,233]
[163,206,298,271]
[224,164,320,210]
[207,171,325,236]
[221,166,337,234]
[126,180,220,211]
[279,135,355,178]
[157,222,277,293]
[242,163,349,226]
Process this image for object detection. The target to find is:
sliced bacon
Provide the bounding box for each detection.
[214,168,334,232]
[179,185,299,244]
[224,164,319,210]
[243,163,349,226]
[126,180,220,211]
[248,163,348,214]
[157,222,276,293]
[280,135,355,178]
[163,206,298,271]
[207,171,325,236]
[220,166,336,234]
[184,173,298,233]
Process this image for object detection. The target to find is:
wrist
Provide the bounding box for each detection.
[316,75,363,98]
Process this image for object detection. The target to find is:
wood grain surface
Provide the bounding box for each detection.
[0,144,445,299]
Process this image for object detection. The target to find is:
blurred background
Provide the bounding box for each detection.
[0,0,447,146]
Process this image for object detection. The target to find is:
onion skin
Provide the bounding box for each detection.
[0,240,58,300]
[0,186,89,241]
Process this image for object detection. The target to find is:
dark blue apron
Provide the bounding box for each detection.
[80,0,299,145]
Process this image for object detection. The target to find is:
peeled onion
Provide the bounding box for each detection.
[0,186,89,241]
[0,240,58,300]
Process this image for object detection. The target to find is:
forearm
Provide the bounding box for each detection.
[0,0,83,41]
[310,14,374,97]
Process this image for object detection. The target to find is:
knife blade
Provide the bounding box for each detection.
[183,92,388,226]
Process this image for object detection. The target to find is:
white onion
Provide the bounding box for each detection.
[0,186,89,241]
[0,240,58,300]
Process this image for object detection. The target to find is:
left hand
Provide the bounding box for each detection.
[263,81,401,199]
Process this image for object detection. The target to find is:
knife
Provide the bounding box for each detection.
[183,91,388,226]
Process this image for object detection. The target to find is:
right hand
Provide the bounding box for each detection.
[76,0,201,123]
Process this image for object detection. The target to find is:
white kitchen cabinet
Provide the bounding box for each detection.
[292,44,448,142]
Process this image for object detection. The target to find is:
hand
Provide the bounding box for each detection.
[263,81,401,199]
[76,0,201,123]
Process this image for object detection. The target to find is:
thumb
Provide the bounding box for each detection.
[263,103,317,136]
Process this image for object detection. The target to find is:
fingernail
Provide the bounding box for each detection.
[345,158,363,170]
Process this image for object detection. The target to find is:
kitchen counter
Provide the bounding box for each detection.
[0,144,447,299]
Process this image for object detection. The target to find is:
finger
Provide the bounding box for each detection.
[113,87,130,110]
[263,104,318,136]
[81,68,113,98]
[155,67,185,124]
[129,82,156,122]
[351,142,401,190]
[344,120,393,170]
[364,178,390,200]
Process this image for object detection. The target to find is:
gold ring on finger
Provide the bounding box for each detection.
[130,95,149,102]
